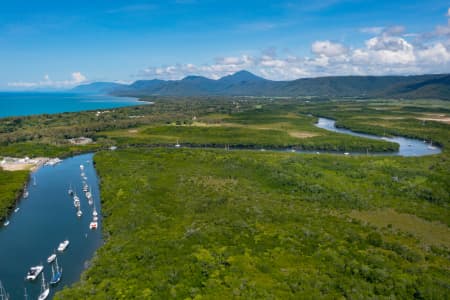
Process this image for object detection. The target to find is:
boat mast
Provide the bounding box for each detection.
[0,281,9,300]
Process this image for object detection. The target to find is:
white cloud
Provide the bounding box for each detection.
[417,43,450,64]
[311,40,348,57]
[8,72,87,89]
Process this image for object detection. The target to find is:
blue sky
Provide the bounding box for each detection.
[1,0,449,89]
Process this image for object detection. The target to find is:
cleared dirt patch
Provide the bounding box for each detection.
[128,129,139,133]
[288,131,319,138]
[417,114,450,125]
[350,209,450,248]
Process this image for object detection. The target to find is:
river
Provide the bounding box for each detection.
[0,153,102,299]
[315,117,441,156]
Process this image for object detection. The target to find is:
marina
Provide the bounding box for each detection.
[0,153,102,299]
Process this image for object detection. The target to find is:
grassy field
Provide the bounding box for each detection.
[103,105,399,152]
[55,148,449,299]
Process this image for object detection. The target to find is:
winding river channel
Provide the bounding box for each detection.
[0,153,102,299]
[0,117,442,299]
[314,117,441,157]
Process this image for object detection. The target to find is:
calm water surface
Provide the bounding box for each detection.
[315,117,441,156]
[0,92,144,118]
[0,153,102,299]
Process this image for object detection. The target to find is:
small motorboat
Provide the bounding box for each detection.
[14,207,20,213]
[57,240,69,252]
[89,221,98,230]
[47,253,56,264]
[3,220,9,227]
[77,207,83,218]
[26,265,44,280]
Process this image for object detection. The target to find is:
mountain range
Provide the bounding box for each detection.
[72,70,450,100]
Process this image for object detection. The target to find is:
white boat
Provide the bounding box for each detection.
[14,207,20,213]
[47,253,56,264]
[73,193,80,208]
[33,176,37,187]
[427,141,437,150]
[93,206,98,217]
[57,240,69,252]
[175,139,181,148]
[80,164,84,170]
[81,172,85,177]
[26,265,44,280]
[37,273,50,300]
[344,152,350,156]
[85,188,92,199]
[3,220,9,227]
[82,183,88,192]
[0,280,9,300]
[93,215,98,222]
[89,221,98,230]
[23,190,29,199]
[77,207,83,217]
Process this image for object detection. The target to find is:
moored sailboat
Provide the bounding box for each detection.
[76,206,83,217]
[37,272,49,300]
[50,257,62,285]
[68,184,74,196]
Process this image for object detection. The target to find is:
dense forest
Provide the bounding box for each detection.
[54,147,449,299]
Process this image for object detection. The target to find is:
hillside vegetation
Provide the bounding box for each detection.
[74,71,450,100]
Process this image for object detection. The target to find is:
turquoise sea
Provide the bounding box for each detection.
[0,92,144,118]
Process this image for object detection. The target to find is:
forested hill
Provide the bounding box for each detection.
[73,71,450,100]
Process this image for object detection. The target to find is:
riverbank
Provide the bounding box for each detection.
[0,169,29,223]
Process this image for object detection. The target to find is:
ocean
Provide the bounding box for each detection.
[0,92,144,118]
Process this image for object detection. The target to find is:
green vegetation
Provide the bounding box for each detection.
[0,169,28,222]
[103,103,398,152]
[0,97,449,298]
[55,148,449,299]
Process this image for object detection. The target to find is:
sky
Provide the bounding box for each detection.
[1,0,449,89]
